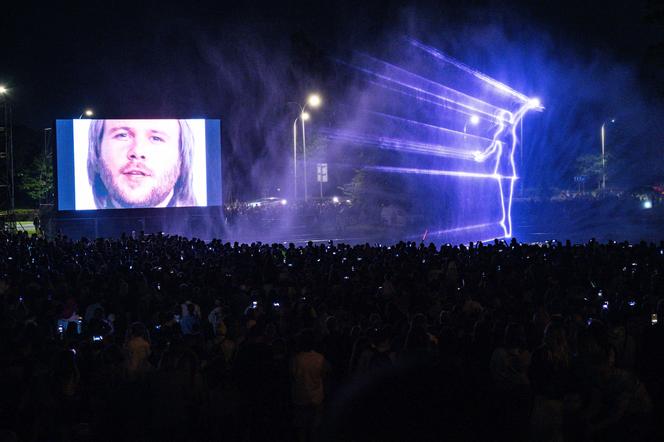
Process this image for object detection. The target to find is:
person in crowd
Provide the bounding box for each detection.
[180,303,201,336]
[291,329,329,442]
[86,307,112,338]
[490,323,533,441]
[207,299,225,336]
[639,299,664,438]
[125,322,152,379]
[529,320,570,440]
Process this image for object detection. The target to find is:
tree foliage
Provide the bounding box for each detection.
[20,154,54,205]
[576,153,611,189]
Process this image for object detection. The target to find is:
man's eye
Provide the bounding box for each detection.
[113,132,129,139]
[151,136,165,142]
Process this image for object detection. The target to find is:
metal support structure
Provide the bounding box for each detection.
[601,123,606,190]
[301,117,308,201]
[42,128,53,207]
[292,118,298,200]
[600,119,614,191]
[519,119,526,196]
[0,99,15,231]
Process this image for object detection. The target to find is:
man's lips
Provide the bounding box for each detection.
[121,166,151,177]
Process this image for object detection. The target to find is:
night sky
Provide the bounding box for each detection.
[2,0,663,200]
[2,0,661,128]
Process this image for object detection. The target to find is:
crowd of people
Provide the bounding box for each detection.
[222,199,354,236]
[1,230,664,441]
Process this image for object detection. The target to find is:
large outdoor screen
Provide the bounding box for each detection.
[56,119,221,210]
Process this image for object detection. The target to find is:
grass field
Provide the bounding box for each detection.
[1,209,38,235]
[16,222,36,235]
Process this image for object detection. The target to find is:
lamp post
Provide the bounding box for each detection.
[290,93,322,201]
[0,85,15,231]
[600,118,615,190]
[79,109,94,119]
[301,111,311,201]
[292,116,298,200]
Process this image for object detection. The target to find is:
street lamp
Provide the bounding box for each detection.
[79,108,94,119]
[290,93,322,201]
[464,114,480,133]
[0,86,7,95]
[307,94,322,108]
[463,114,480,143]
[600,118,615,190]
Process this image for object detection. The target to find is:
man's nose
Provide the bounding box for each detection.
[127,139,147,160]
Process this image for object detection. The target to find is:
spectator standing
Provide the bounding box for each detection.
[291,329,329,442]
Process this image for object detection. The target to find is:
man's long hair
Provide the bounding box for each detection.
[87,119,197,208]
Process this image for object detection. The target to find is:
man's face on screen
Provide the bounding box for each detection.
[98,120,181,208]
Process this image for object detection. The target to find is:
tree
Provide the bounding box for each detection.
[339,168,409,207]
[20,153,54,206]
[576,153,610,190]
[339,170,366,202]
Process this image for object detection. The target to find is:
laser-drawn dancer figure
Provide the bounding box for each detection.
[473,101,539,237]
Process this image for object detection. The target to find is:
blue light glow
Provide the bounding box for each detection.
[334,41,542,241]
[408,38,533,103]
[343,55,512,123]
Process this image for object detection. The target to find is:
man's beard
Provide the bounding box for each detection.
[99,161,181,208]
